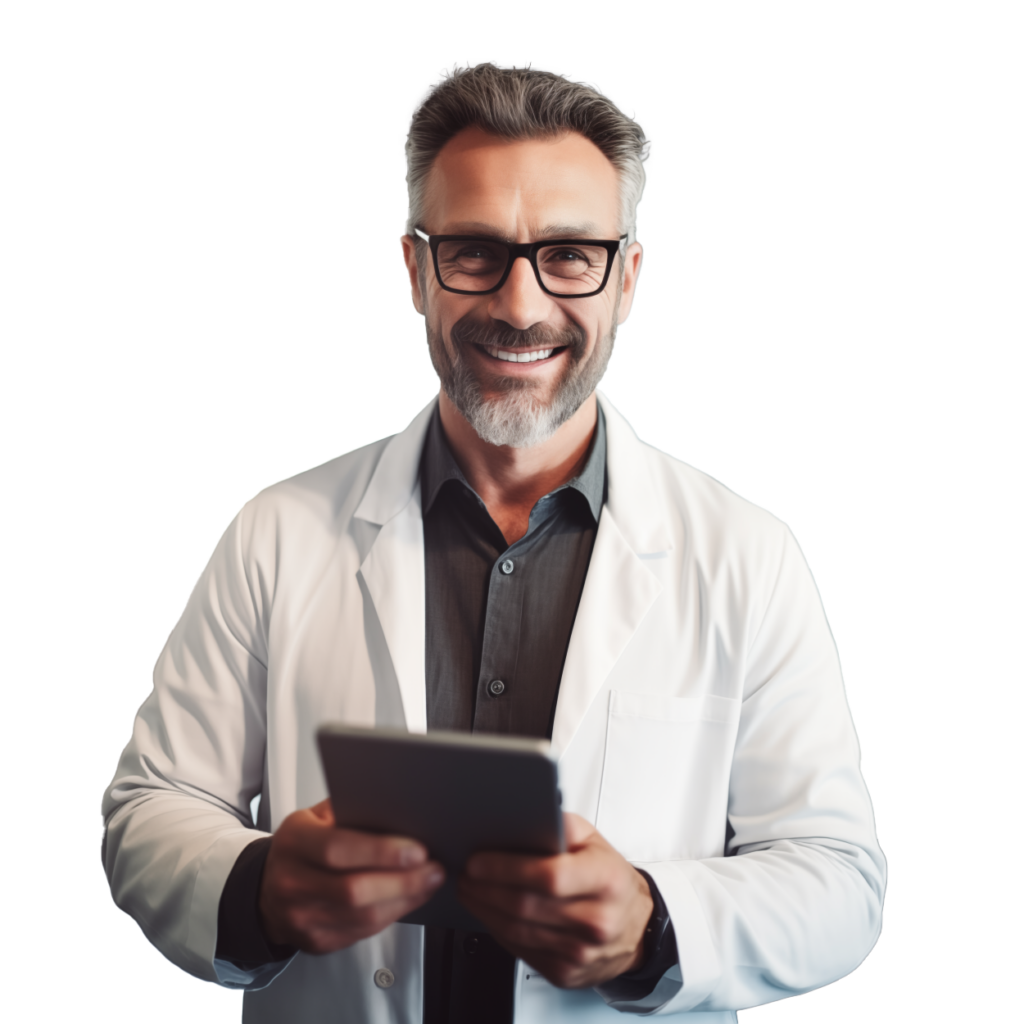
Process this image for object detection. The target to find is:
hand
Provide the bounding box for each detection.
[457,813,654,988]
[259,799,445,954]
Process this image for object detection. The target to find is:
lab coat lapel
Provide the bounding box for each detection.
[352,394,672,746]
[353,400,436,735]
[551,395,674,756]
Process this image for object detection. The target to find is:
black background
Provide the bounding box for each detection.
[92,58,909,1024]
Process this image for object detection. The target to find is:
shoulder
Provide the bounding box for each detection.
[222,434,385,548]
[650,444,789,550]
[639,442,815,655]
[195,436,401,612]
[241,399,435,536]
[600,390,791,566]
[241,434,393,532]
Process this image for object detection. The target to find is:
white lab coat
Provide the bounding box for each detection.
[103,394,885,1023]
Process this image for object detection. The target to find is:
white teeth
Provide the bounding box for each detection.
[485,347,555,363]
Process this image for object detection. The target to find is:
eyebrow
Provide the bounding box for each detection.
[439,221,605,241]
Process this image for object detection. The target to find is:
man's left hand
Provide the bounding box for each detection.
[457,812,654,989]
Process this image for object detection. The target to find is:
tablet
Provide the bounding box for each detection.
[317,724,565,931]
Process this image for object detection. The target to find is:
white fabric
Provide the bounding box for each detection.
[102,394,885,1022]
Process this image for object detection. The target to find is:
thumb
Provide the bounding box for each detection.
[309,798,335,826]
[563,811,597,850]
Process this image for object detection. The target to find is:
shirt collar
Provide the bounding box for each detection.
[419,402,607,523]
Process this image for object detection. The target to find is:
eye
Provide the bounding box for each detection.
[545,248,589,264]
[438,243,505,269]
[538,244,607,281]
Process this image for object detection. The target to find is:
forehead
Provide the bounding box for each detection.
[424,126,620,237]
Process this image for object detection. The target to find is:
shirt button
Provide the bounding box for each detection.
[500,559,514,574]
[488,679,506,697]
[374,968,395,989]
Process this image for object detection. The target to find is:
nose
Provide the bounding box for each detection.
[486,254,555,330]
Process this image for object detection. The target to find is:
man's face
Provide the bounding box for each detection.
[402,126,643,448]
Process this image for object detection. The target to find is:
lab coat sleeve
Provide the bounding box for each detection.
[101,502,291,989]
[640,525,886,1015]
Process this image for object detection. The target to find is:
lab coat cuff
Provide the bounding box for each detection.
[213,954,296,990]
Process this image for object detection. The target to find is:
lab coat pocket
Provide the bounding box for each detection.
[596,691,741,862]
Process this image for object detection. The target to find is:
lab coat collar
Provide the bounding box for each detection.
[353,391,674,750]
[354,391,671,548]
[597,393,673,557]
[353,399,436,527]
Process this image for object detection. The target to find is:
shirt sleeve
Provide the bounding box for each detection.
[215,837,297,974]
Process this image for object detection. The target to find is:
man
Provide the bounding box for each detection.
[103,64,885,1023]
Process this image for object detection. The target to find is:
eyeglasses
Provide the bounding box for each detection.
[414,228,627,298]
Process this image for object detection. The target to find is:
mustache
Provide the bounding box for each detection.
[449,316,587,354]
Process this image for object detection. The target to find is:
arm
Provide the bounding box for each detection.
[459,525,884,1015]
[102,506,277,986]
[102,506,444,988]
[639,525,886,1014]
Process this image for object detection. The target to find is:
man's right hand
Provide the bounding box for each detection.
[259,798,445,954]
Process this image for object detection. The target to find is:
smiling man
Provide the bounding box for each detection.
[103,65,885,1023]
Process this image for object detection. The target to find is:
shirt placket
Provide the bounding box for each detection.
[469,495,568,734]
[471,542,525,733]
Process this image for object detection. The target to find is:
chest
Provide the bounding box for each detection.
[423,484,598,738]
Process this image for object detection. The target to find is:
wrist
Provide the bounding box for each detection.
[594,869,677,1003]
[625,871,654,972]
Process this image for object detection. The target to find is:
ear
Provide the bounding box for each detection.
[614,242,643,325]
[401,235,426,315]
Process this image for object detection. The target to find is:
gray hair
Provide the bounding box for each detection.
[406,64,649,244]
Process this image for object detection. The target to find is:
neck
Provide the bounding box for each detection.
[437,391,599,545]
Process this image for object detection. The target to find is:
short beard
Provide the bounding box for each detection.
[426,314,616,449]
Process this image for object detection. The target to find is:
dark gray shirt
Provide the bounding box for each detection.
[421,405,605,739]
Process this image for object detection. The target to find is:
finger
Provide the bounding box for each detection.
[322,828,430,871]
[457,894,603,967]
[288,885,447,954]
[464,847,609,898]
[328,861,446,910]
[268,862,445,944]
[309,798,335,825]
[461,897,639,989]
[458,878,606,937]
[280,811,429,871]
[562,812,597,850]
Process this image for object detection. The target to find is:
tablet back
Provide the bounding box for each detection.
[317,724,564,931]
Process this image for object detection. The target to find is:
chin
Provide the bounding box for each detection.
[428,319,613,449]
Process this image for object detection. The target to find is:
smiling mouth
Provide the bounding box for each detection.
[481,346,565,364]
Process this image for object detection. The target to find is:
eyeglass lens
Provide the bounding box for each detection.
[435,240,611,295]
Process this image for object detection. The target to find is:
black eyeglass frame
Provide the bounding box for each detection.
[413,228,628,298]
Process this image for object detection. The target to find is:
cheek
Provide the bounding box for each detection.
[567,303,612,348]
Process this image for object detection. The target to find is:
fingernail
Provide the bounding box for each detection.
[401,844,427,867]
[427,867,444,887]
